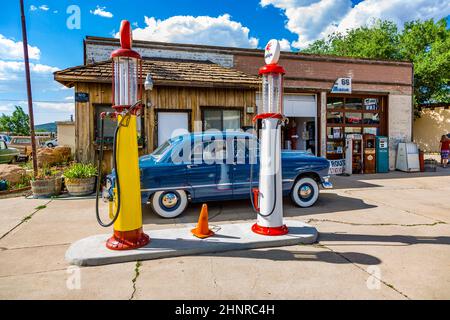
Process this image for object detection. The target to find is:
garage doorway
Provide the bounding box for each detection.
[283,95,317,155]
[157,111,189,146]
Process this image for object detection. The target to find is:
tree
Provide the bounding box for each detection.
[302,20,400,60]
[303,18,450,115]
[0,106,30,135]
[399,19,450,110]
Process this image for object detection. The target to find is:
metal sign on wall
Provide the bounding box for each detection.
[75,92,89,103]
[328,159,346,175]
[331,78,352,94]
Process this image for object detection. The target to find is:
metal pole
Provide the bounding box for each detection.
[20,0,38,177]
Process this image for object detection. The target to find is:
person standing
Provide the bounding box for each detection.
[440,134,449,168]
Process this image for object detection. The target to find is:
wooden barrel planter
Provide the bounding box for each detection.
[65,177,96,196]
[31,176,62,198]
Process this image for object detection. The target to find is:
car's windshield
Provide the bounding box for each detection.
[151,140,171,158]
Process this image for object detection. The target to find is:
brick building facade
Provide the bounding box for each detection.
[55,37,414,172]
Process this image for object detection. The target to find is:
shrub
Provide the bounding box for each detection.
[34,164,60,180]
[63,163,97,179]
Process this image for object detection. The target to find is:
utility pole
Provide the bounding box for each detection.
[20,0,38,177]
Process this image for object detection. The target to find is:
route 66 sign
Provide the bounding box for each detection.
[264,39,280,65]
[331,77,352,94]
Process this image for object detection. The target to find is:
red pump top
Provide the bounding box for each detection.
[111,20,141,59]
[258,64,285,75]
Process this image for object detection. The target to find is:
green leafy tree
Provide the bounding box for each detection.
[399,19,450,110]
[0,106,30,135]
[303,20,400,59]
[303,18,450,115]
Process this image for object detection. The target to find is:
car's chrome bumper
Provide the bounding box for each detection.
[321,176,333,189]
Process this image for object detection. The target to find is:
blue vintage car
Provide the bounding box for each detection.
[106,131,332,218]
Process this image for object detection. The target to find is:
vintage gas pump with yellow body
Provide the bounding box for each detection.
[95,20,149,250]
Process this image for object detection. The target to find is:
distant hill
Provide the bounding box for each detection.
[35,122,57,133]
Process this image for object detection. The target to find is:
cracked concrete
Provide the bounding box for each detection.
[0,171,449,299]
[129,261,141,300]
[305,218,446,227]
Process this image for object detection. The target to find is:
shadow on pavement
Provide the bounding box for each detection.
[142,192,376,225]
[203,248,381,265]
[319,232,450,246]
[331,169,450,190]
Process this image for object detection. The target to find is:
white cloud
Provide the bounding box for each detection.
[261,0,450,49]
[335,0,450,34]
[0,60,58,81]
[30,4,50,12]
[0,104,11,112]
[34,101,74,112]
[261,0,352,49]
[65,96,74,100]
[0,34,40,60]
[129,14,259,48]
[90,6,113,18]
[0,59,62,102]
[0,101,74,125]
[278,39,292,51]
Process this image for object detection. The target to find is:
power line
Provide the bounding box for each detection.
[0,99,73,103]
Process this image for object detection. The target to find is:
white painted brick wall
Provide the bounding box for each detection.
[388,94,413,170]
[85,43,234,67]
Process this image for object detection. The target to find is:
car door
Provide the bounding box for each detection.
[187,137,233,201]
[0,141,12,163]
[232,136,259,199]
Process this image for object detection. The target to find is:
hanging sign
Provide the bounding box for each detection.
[331,77,352,94]
[75,92,89,102]
[264,39,280,65]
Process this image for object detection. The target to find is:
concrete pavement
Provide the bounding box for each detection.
[0,169,449,299]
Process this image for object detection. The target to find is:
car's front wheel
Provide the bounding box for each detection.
[290,176,319,207]
[150,190,188,218]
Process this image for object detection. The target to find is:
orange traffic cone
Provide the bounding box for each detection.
[191,204,214,239]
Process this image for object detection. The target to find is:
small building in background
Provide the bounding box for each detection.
[414,104,450,153]
[56,121,75,154]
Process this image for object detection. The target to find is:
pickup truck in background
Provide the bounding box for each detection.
[0,140,19,164]
[9,136,45,160]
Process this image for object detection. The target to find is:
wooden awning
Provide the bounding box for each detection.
[54,57,260,89]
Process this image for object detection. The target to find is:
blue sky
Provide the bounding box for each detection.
[0,0,449,124]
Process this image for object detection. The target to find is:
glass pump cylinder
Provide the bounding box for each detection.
[259,73,283,115]
[113,56,139,107]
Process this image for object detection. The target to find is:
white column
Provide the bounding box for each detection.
[257,118,284,228]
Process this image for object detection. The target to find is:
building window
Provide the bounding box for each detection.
[95,105,116,145]
[326,96,385,160]
[202,108,242,131]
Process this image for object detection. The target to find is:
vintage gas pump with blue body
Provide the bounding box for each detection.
[252,40,288,236]
[95,20,150,250]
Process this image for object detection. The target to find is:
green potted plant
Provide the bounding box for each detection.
[31,165,62,198]
[63,163,97,196]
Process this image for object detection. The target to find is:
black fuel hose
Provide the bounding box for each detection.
[95,117,121,227]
